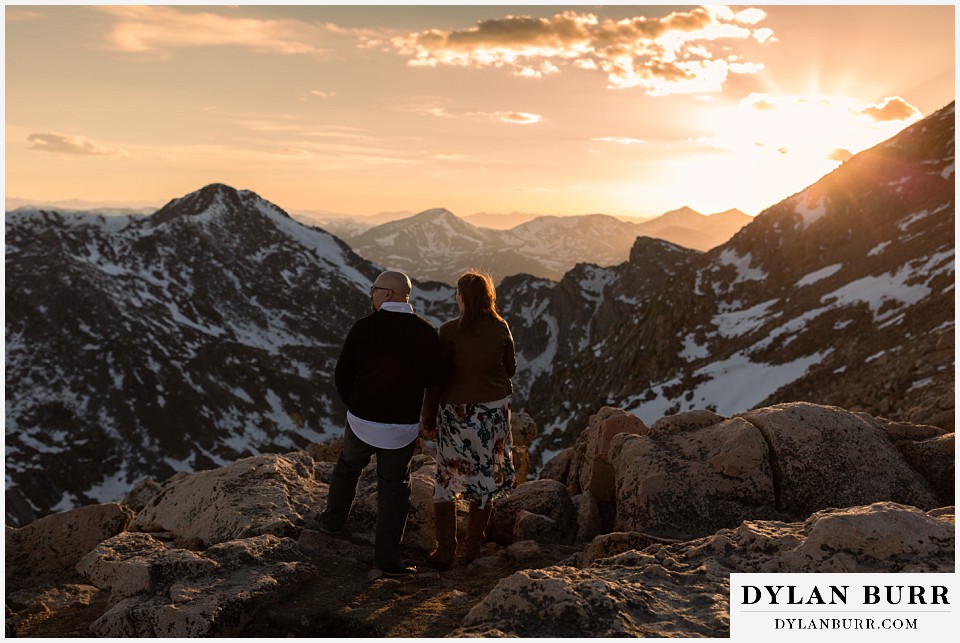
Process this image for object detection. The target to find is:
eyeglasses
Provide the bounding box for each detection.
[369,285,392,295]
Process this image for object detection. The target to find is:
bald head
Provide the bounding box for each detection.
[376,271,411,296]
[370,271,412,309]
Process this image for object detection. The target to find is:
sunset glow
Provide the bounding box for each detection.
[4,4,955,218]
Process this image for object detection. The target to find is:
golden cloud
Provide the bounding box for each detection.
[389,6,771,94]
[593,136,645,145]
[403,103,542,124]
[96,6,332,56]
[27,133,123,156]
[486,111,542,124]
[827,148,853,162]
[745,93,923,125]
[854,97,922,123]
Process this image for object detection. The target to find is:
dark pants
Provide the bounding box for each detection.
[320,423,416,569]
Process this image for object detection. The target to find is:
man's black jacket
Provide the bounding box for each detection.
[334,308,443,424]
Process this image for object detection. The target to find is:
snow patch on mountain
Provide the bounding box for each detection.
[626,349,832,425]
[716,248,767,284]
[824,248,953,324]
[796,263,843,287]
[712,299,781,339]
[794,193,828,229]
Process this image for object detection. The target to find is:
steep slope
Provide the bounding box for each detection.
[4,184,456,525]
[522,102,955,449]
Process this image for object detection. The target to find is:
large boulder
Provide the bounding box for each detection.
[454,502,954,637]
[6,503,133,588]
[610,416,776,538]
[740,402,940,516]
[130,452,326,546]
[609,402,941,539]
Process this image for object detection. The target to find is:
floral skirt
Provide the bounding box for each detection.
[434,400,516,508]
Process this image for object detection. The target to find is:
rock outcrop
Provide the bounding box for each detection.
[131,452,327,547]
[544,403,944,541]
[6,503,133,588]
[454,502,955,637]
[79,533,313,637]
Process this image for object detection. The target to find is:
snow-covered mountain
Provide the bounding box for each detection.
[346,208,750,283]
[345,208,504,283]
[4,184,456,525]
[506,102,955,454]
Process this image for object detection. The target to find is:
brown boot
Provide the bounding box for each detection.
[461,501,492,563]
[425,501,457,570]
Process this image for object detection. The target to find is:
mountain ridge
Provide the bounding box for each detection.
[345,207,751,283]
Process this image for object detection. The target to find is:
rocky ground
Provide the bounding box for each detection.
[9,536,583,638]
[6,403,954,638]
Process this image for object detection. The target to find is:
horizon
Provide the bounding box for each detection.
[5,4,956,218]
[3,186,750,223]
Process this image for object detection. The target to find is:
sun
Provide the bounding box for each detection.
[712,93,920,164]
[659,93,925,214]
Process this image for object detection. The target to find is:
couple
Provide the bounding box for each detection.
[319,269,517,577]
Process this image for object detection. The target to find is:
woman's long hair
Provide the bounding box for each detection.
[457,270,504,331]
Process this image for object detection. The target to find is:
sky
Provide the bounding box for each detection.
[3,3,956,219]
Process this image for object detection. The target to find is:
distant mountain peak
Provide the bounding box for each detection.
[658,206,704,223]
[149,183,289,226]
[413,207,457,220]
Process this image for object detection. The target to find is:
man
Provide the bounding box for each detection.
[320,270,443,577]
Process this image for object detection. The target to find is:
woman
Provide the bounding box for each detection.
[421,270,517,569]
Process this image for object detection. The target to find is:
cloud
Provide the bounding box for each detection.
[745,93,923,125]
[95,5,334,56]
[853,97,922,123]
[27,133,123,156]
[481,111,541,124]
[5,7,44,22]
[827,148,853,162]
[388,5,772,95]
[403,103,542,124]
[593,136,645,145]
